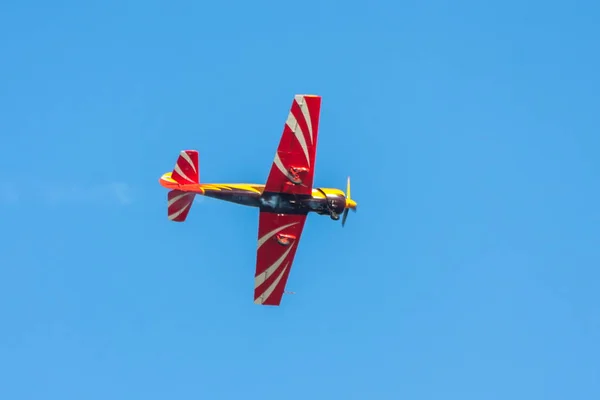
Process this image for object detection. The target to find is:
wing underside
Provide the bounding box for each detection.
[254,212,307,306]
[264,94,321,196]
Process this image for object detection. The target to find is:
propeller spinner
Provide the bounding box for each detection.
[342,176,357,227]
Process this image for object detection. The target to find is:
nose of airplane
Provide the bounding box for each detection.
[346,198,357,210]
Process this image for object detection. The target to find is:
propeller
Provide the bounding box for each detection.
[342,176,357,227]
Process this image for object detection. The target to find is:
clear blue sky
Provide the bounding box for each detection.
[1,1,599,398]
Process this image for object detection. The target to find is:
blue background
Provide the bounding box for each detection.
[1,1,599,398]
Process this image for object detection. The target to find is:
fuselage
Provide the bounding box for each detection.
[159,172,354,219]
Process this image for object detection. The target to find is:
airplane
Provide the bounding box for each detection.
[158,94,357,306]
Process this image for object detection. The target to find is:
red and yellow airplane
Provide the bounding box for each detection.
[158,94,357,306]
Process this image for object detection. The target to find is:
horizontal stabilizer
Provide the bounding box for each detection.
[168,190,195,222]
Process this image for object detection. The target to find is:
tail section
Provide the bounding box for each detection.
[172,150,199,184]
[168,190,195,222]
[160,150,200,222]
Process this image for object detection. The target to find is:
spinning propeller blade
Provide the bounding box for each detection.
[342,208,349,226]
[342,176,357,227]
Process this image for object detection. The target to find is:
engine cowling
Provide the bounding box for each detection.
[327,195,346,215]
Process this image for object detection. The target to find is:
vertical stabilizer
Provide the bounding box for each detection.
[171,150,199,184]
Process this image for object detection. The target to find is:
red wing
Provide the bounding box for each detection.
[254,212,308,306]
[264,94,321,195]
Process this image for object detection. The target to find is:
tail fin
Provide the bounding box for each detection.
[168,190,195,222]
[172,150,199,184]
